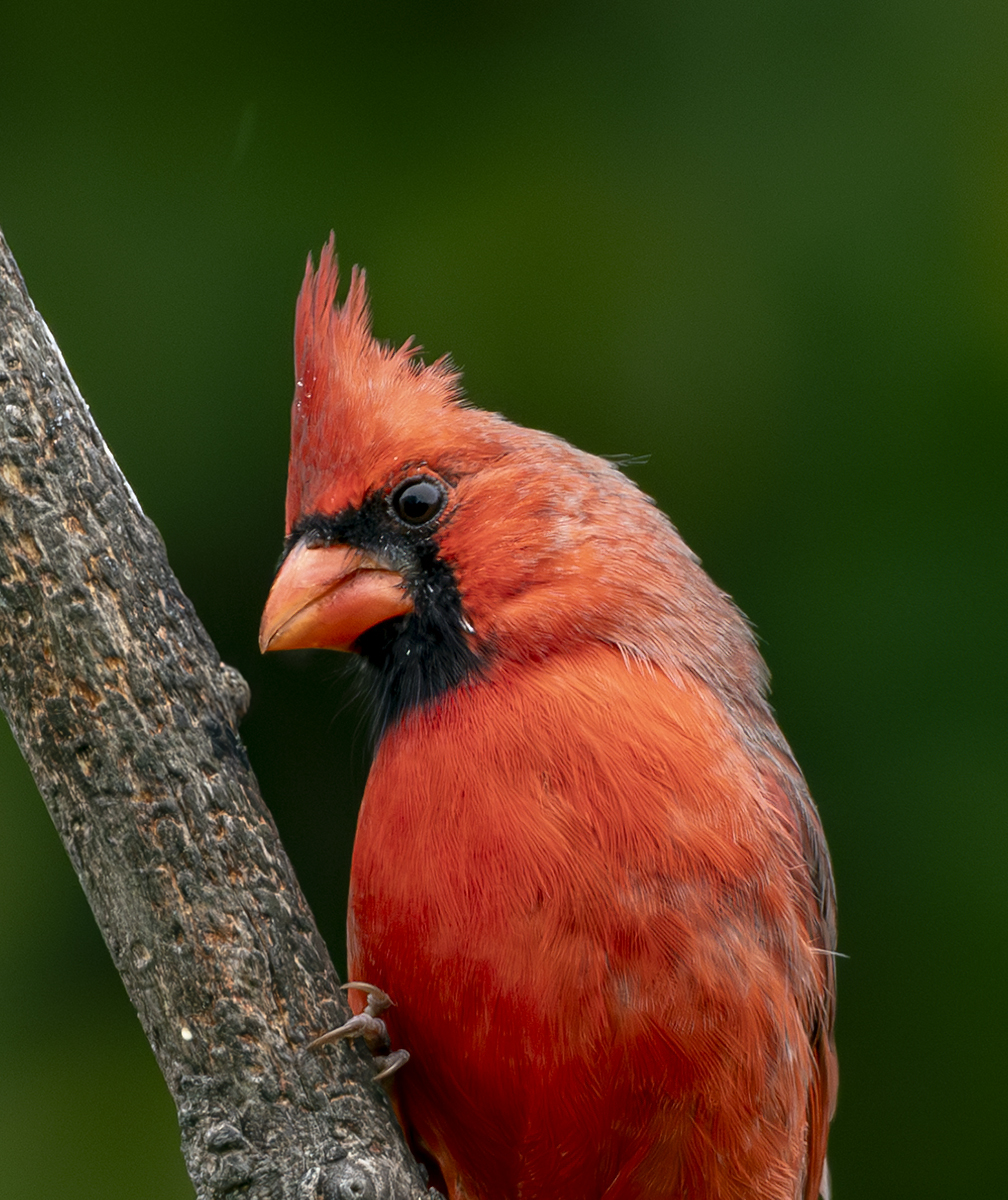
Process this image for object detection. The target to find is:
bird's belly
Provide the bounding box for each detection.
[348,865,668,1199]
[346,663,817,1200]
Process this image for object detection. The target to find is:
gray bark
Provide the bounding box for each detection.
[0,228,431,1200]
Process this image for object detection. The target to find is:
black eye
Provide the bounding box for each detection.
[391,477,446,527]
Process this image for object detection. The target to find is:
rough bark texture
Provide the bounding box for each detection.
[0,229,431,1200]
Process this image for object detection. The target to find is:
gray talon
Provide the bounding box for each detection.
[307,983,405,1067]
[373,1049,410,1082]
[342,981,393,1015]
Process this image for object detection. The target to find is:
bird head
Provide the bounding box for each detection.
[260,237,766,732]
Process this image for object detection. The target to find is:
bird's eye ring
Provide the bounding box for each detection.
[390,477,447,527]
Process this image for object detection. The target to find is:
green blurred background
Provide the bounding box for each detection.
[1,1,1005,1195]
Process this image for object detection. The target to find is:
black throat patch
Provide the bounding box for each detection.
[285,491,485,737]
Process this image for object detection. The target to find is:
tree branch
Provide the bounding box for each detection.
[0,228,430,1200]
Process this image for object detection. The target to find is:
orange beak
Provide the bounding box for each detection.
[259,539,414,654]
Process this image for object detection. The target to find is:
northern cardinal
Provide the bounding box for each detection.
[260,237,837,1200]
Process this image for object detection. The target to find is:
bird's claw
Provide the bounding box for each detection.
[306,981,409,1080]
[305,1011,390,1053]
[373,1048,411,1081]
[342,980,394,1015]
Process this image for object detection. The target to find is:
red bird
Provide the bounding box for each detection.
[260,238,837,1200]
